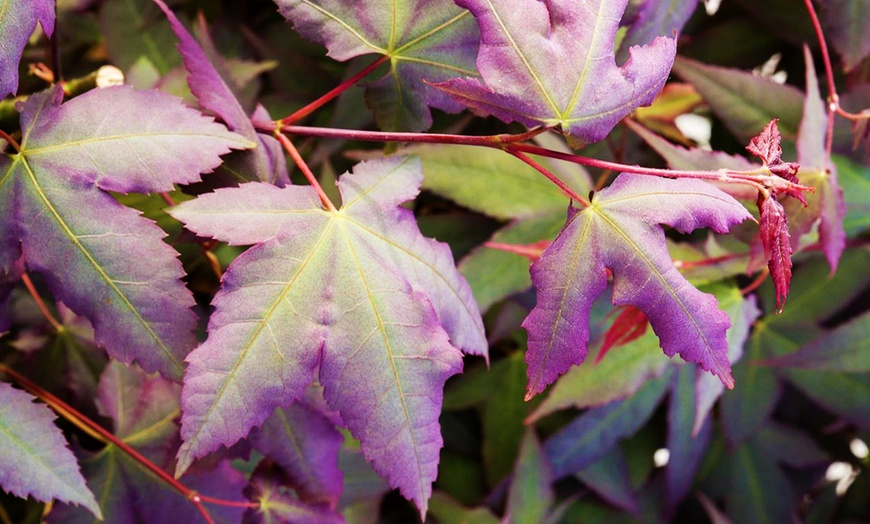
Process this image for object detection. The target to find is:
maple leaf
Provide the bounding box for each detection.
[0,86,252,381]
[155,0,288,185]
[522,174,752,399]
[273,0,480,131]
[0,0,55,97]
[0,381,101,519]
[435,0,676,146]
[168,156,486,517]
[48,362,247,524]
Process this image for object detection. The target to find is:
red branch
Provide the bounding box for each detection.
[280,54,390,126]
[0,366,259,522]
[274,132,337,212]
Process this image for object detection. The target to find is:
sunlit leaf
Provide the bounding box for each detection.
[274,0,479,131]
[0,86,251,381]
[437,0,675,146]
[523,174,751,398]
[169,156,485,516]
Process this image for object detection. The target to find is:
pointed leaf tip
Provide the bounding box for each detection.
[523,174,750,396]
[437,0,675,145]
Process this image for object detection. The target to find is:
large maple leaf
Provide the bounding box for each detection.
[273,0,479,131]
[522,174,752,398]
[0,0,55,97]
[168,156,486,516]
[0,86,252,381]
[435,0,676,146]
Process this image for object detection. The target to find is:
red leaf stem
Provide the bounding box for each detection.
[508,149,590,206]
[0,365,262,523]
[21,272,62,332]
[280,54,390,126]
[274,131,337,212]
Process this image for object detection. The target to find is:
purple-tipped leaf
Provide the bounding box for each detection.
[0,0,55,97]
[436,0,675,146]
[523,174,752,398]
[274,0,479,131]
[3,86,251,381]
[170,156,485,517]
[154,0,287,184]
[0,382,101,519]
[617,0,698,64]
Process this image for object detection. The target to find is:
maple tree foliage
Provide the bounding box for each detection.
[0,0,868,523]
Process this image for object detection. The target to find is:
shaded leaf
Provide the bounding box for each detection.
[274,0,479,131]
[249,397,344,507]
[617,0,698,65]
[671,56,803,141]
[759,311,870,372]
[170,156,485,516]
[48,361,247,524]
[596,306,648,363]
[505,430,554,524]
[527,325,670,422]
[0,0,55,97]
[437,0,675,146]
[544,371,671,477]
[693,291,759,435]
[243,462,344,524]
[99,0,180,74]
[725,439,794,524]
[523,174,751,398]
[575,447,638,514]
[0,381,100,518]
[1,86,251,381]
[666,365,712,514]
[460,214,565,312]
[428,492,499,524]
[833,154,870,237]
[821,0,870,72]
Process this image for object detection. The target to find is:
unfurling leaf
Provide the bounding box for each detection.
[596,306,649,364]
[436,0,676,146]
[523,174,752,398]
[169,156,486,517]
[0,86,252,381]
[758,195,793,313]
[273,0,479,131]
[746,119,801,187]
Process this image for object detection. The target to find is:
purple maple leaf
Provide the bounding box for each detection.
[523,174,752,398]
[0,382,101,518]
[273,0,480,132]
[169,156,486,517]
[154,0,288,185]
[0,0,55,98]
[0,86,252,381]
[435,0,676,146]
